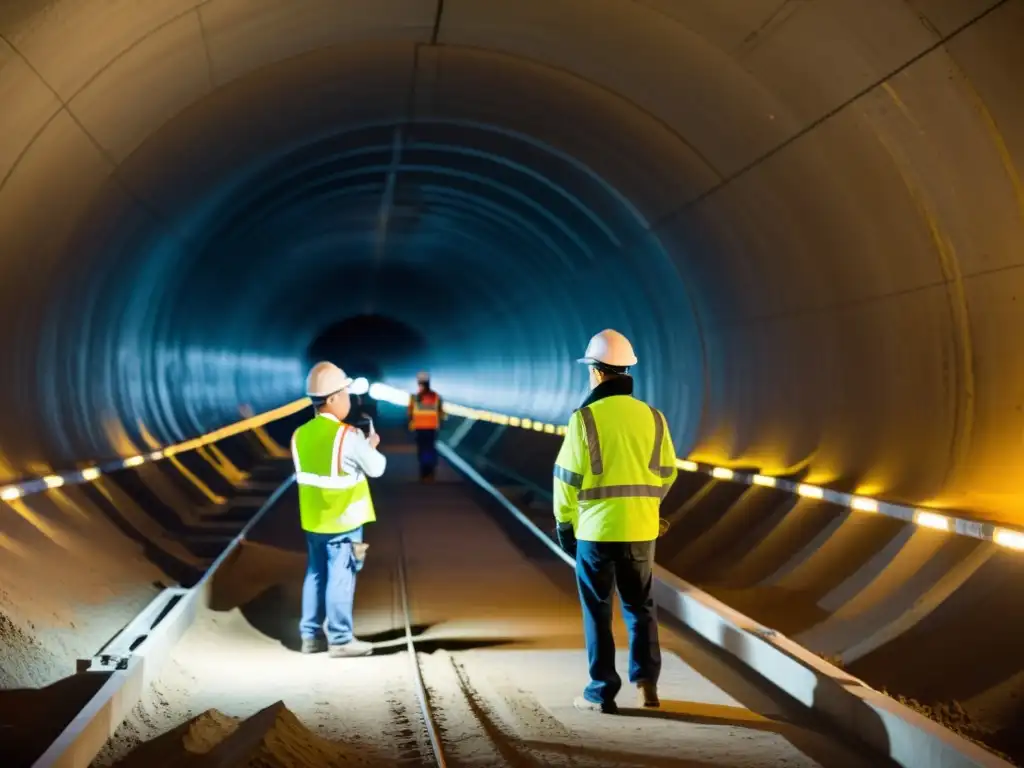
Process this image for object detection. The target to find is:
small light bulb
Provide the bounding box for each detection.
[1,486,23,502]
[797,484,824,499]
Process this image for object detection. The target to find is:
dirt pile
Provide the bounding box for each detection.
[0,609,60,688]
[106,701,390,768]
[0,488,165,690]
[881,690,1016,765]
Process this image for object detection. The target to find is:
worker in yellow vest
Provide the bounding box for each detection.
[553,330,678,713]
[408,371,444,482]
[292,362,387,658]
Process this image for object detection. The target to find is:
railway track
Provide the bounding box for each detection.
[395,525,448,767]
[390,514,561,768]
[22,440,981,768]
[60,464,550,768]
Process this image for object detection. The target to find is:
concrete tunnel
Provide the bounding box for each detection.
[2,0,1024,763]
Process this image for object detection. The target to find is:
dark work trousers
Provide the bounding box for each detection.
[415,429,438,478]
[575,539,662,706]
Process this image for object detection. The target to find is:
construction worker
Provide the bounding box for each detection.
[408,371,444,482]
[292,362,386,658]
[553,330,678,713]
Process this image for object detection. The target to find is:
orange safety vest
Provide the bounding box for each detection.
[410,391,441,430]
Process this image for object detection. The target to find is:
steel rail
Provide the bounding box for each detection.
[396,525,448,767]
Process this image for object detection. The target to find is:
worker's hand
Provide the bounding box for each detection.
[555,522,577,559]
[368,431,381,450]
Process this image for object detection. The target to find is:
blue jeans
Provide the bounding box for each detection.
[575,539,661,705]
[415,429,438,477]
[300,527,363,645]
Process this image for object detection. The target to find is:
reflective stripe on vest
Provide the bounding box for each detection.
[411,391,440,430]
[553,395,674,542]
[553,464,584,488]
[575,402,674,500]
[294,472,362,490]
[292,415,376,534]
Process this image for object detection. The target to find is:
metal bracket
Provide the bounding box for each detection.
[92,654,131,672]
[81,587,188,673]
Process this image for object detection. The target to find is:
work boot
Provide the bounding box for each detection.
[636,681,660,708]
[573,696,618,714]
[328,639,373,658]
[300,636,327,654]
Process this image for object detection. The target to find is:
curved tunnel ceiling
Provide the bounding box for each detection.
[1,0,1023,522]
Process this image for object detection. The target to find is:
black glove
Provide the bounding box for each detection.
[555,522,577,558]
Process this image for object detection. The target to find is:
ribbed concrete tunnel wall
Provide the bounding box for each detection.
[1,0,1023,758]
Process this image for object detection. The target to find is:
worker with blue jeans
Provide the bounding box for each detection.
[293,361,387,658]
[553,330,677,713]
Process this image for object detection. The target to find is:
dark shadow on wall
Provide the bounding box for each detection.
[76,483,202,586]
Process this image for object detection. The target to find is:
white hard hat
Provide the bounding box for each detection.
[306,361,353,398]
[416,371,430,383]
[577,329,638,367]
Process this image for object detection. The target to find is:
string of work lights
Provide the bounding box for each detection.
[2,381,1020,552]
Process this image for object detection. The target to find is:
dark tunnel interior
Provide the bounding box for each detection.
[305,314,429,384]
[2,0,1024,761]
[3,0,1023,519]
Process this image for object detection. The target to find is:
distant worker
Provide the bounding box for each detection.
[552,330,678,713]
[292,362,386,658]
[408,371,444,482]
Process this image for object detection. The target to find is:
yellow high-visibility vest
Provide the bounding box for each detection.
[553,395,677,542]
[291,415,376,534]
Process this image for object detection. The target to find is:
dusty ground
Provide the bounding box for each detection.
[0,483,166,766]
[0,452,293,767]
[0,484,165,689]
[96,445,877,768]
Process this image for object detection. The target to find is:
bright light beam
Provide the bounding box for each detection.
[369,382,410,406]
[350,377,370,396]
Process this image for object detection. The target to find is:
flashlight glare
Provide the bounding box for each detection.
[349,377,370,396]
